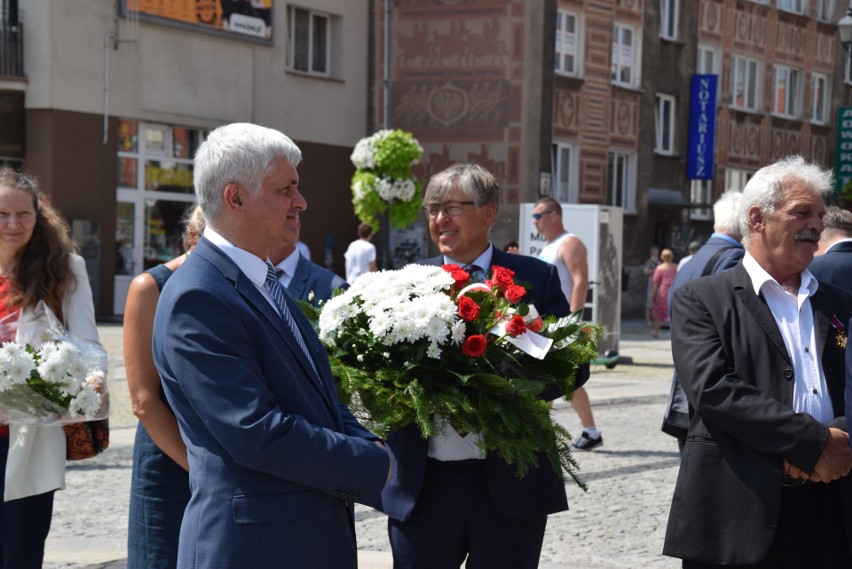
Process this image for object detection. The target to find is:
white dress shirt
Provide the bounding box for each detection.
[427,244,494,461]
[742,253,833,425]
[274,248,300,289]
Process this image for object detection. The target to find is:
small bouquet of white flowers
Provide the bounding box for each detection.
[0,301,108,424]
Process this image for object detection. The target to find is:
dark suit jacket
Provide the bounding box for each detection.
[152,237,389,569]
[662,236,744,439]
[286,253,348,305]
[380,247,578,522]
[809,241,852,295]
[664,262,852,565]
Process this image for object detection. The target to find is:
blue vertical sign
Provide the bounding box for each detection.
[687,74,718,180]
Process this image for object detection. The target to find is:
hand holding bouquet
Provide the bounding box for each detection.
[313,263,600,485]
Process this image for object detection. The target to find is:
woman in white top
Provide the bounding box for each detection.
[0,168,101,568]
[344,222,378,283]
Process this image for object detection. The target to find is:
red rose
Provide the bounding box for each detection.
[458,296,481,322]
[442,263,462,272]
[449,269,470,288]
[491,266,515,291]
[461,334,488,357]
[505,314,527,337]
[526,317,544,333]
[504,284,526,304]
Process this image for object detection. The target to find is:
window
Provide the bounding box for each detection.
[724,168,753,194]
[551,143,579,203]
[772,65,802,119]
[655,94,676,155]
[697,44,722,102]
[611,23,641,88]
[730,55,762,112]
[811,73,830,124]
[287,6,330,76]
[606,150,637,214]
[555,10,582,77]
[777,0,808,15]
[660,0,679,41]
[816,0,836,22]
[689,180,712,221]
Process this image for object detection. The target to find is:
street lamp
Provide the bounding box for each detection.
[839,7,852,57]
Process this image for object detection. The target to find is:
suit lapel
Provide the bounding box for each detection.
[731,264,792,365]
[196,239,334,410]
[286,255,310,301]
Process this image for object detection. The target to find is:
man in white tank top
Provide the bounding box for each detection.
[532,197,602,450]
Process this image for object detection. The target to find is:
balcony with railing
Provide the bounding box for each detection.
[0,1,23,79]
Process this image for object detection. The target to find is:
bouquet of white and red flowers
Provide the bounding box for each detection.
[313,263,600,485]
[0,302,108,424]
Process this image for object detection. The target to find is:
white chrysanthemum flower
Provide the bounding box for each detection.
[69,383,101,417]
[426,342,442,359]
[451,320,467,344]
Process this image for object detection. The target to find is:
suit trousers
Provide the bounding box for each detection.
[0,436,55,569]
[682,482,850,569]
[388,458,547,569]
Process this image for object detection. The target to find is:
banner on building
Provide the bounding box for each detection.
[125,0,272,41]
[835,107,852,194]
[686,74,717,180]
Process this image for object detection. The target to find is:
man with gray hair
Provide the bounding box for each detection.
[661,189,745,447]
[809,205,852,294]
[152,123,390,568]
[664,156,852,567]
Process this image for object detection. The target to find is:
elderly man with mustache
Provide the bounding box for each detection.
[663,156,852,568]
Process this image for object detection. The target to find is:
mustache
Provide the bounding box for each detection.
[793,230,820,242]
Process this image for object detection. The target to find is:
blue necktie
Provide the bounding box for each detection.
[464,264,487,283]
[264,262,318,377]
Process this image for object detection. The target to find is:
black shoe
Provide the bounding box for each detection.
[571,432,603,451]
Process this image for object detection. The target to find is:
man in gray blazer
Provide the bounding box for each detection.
[665,156,852,567]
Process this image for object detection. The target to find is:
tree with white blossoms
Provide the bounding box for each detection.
[350,129,423,230]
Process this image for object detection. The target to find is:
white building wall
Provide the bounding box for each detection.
[21,0,370,146]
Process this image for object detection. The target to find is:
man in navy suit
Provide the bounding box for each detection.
[381,163,587,569]
[809,205,852,294]
[152,123,390,569]
[665,156,852,567]
[270,235,348,305]
[661,189,744,449]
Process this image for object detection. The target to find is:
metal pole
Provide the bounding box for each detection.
[381,0,391,268]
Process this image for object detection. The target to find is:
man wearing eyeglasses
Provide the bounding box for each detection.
[381,163,587,569]
[532,197,602,451]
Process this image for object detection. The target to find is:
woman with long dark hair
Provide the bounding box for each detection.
[0,168,101,568]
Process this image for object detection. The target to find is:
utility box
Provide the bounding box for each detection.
[518,204,623,355]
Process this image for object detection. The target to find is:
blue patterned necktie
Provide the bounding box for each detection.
[264,262,318,377]
[464,264,487,283]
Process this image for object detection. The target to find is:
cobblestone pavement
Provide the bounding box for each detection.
[44,320,682,569]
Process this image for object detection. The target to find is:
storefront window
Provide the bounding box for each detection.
[144,160,194,193]
[144,200,194,270]
[115,202,136,276]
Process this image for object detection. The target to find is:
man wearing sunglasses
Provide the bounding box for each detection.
[532,197,601,451]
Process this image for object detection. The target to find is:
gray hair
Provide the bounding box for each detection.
[739,156,833,246]
[822,206,852,239]
[712,189,742,237]
[424,163,500,213]
[193,123,302,222]
[534,196,562,216]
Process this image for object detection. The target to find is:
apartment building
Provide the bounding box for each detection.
[1,0,369,317]
[375,0,852,316]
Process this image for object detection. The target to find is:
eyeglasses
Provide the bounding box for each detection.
[532,210,556,220]
[424,200,476,219]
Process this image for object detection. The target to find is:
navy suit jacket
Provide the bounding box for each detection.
[286,253,348,305]
[152,237,389,569]
[380,248,577,521]
[665,263,852,564]
[809,241,852,295]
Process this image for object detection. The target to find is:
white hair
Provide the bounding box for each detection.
[193,123,302,222]
[738,155,832,246]
[712,189,742,237]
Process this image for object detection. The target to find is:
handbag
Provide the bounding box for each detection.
[64,419,109,461]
